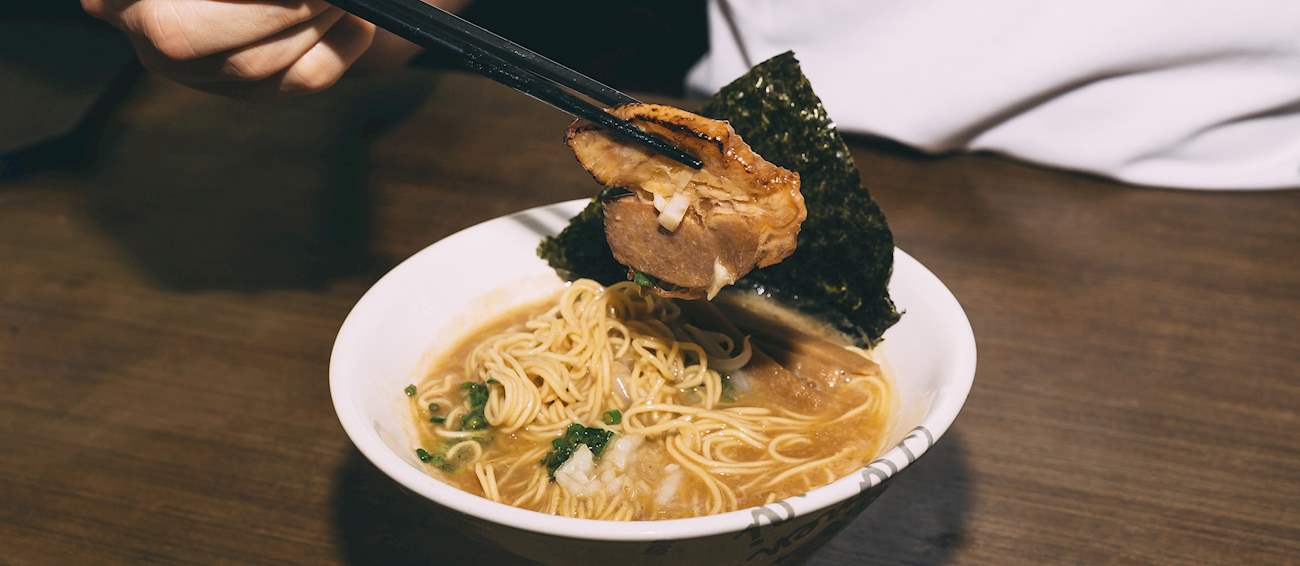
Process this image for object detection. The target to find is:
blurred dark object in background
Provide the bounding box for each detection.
[0,9,136,179]
[0,1,706,180]
[413,0,707,98]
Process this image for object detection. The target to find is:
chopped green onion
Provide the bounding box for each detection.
[486,378,501,385]
[427,402,440,413]
[403,384,417,397]
[461,381,489,409]
[461,412,489,431]
[633,271,653,287]
[542,423,615,477]
[415,448,432,463]
[602,409,622,425]
[430,415,446,424]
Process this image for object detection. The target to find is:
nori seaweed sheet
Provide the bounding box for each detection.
[538,52,899,346]
[535,188,627,286]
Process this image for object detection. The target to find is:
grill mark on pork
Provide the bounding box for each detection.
[567,103,806,299]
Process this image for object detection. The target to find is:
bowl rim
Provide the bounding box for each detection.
[330,199,977,542]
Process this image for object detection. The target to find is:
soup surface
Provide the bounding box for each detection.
[406,279,893,520]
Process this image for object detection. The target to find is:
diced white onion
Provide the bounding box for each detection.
[656,467,684,506]
[727,369,753,394]
[653,193,667,212]
[611,360,632,404]
[554,445,599,497]
[605,435,643,472]
[705,260,735,300]
[600,468,623,495]
[657,192,691,232]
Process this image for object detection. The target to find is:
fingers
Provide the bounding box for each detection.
[107,0,334,61]
[273,14,376,95]
[145,7,347,84]
[83,1,377,99]
[196,14,375,99]
[220,7,348,82]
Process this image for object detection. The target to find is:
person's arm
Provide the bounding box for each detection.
[81,0,464,98]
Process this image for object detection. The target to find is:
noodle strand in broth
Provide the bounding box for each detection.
[408,279,893,520]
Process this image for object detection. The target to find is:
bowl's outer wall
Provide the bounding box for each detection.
[331,200,975,561]
[430,480,893,565]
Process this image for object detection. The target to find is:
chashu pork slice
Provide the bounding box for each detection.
[566,103,806,299]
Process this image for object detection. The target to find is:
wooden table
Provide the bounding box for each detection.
[3,70,1298,565]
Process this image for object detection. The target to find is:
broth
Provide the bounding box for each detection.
[405,280,893,520]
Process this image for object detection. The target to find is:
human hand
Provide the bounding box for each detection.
[82,0,377,97]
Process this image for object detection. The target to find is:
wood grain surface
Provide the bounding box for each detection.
[2,71,1298,565]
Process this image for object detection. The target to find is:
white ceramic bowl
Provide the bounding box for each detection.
[330,199,976,565]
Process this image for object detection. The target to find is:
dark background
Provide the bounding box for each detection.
[1,1,706,178]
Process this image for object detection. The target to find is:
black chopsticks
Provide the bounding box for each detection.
[328,0,703,169]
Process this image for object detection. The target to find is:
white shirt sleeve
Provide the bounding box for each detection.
[687,0,1300,189]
